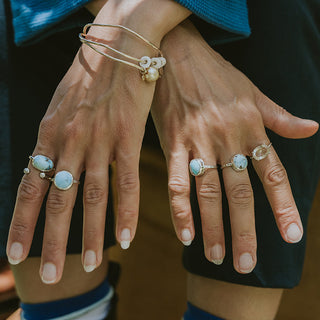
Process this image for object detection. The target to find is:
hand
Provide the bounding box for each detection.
[6,0,190,283]
[151,21,319,273]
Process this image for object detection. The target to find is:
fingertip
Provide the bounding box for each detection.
[285,223,303,243]
[181,228,193,246]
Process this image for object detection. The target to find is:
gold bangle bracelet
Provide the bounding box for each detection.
[79,23,166,82]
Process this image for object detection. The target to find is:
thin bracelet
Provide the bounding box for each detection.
[79,23,166,82]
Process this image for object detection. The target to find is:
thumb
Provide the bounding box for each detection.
[255,89,319,139]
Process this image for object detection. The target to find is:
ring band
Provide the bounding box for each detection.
[251,143,272,161]
[52,170,80,191]
[189,159,217,176]
[221,154,248,172]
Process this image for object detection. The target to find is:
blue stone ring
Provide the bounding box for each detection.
[221,154,248,172]
[24,155,55,180]
[52,170,80,191]
[189,159,218,177]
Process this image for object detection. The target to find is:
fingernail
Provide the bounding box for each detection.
[286,223,302,243]
[83,250,96,273]
[41,263,57,284]
[181,229,192,246]
[211,244,224,265]
[239,253,254,273]
[120,228,131,250]
[8,242,23,265]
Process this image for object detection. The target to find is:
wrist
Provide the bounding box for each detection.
[93,0,191,45]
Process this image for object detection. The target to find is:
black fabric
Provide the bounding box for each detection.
[183,0,320,288]
[0,0,13,257]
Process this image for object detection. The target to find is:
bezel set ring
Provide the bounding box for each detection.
[23,155,79,190]
[221,154,248,172]
[189,159,218,177]
[251,143,272,161]
[190,142,272,175]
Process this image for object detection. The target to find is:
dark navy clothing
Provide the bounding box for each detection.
[0,0,320,289]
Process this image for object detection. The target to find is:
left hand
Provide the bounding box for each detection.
[152,21,319,273]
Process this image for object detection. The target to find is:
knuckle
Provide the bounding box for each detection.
[85,228,99,242]
[18,180,42,203]
[46,192,68,213]
[274,204,297,224]
[84,183,106,205]
[64,122,83,140]
[38,117,56,143]
[118,208,137,220]
[170,200,190,221]
[228,183,253,207]
[45,238,64,256]
[236,232,257,246]
[265,164,288,186]
[168,176,189,198]
[10,220,30,239]
[198,183,221,202]
[117,172,138,192]
[203,224,222,238]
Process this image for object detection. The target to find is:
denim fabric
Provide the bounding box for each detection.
[10,0,250,45]
[10,0,91,45]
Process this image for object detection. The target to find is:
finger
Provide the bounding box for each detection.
[115,146,141,250]
[40,157,81,284]
[168,149,194,246]
[253,146,303,244]
[255,89,319,138]
[6,152,53,265]
[82,157,109,273]
[222,155,257,274]
[195,157,225,265]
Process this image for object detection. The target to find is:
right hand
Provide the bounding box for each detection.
[152,21,319,273]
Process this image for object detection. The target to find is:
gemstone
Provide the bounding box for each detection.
[53,171,74,190]
[252,144,271,161]
[31,155,54,172]
[189,159,204,176]
[232,154,248,171]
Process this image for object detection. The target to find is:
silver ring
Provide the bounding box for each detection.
[189,159,217,176]
[251,143,272,161]
[52,170,80,191]
[23,155,55,179]
[221,154,248,172]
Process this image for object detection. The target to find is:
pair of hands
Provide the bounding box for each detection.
[7,1,318,283]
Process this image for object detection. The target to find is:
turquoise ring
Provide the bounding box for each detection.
[221,154,248,172]
[52,170,80,191]
[24,155,55,180]
[189,159,217,177]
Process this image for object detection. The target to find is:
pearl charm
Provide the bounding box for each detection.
[23,168,30,174]
[39,172,46,179]
[143,67,159,82]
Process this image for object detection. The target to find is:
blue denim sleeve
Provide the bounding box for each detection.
[174,0,251,42]
[10,0,91,45]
